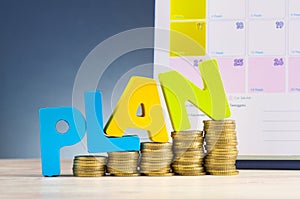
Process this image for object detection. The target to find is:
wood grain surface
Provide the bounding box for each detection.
[0,159,300,198]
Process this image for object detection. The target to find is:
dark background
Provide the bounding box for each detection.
[0,0,154,158]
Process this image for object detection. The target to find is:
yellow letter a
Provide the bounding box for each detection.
[105,76,169,142]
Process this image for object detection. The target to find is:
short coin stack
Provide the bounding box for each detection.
[139,142,173,176]
[73,155,106,177]
[203,120,239,176]
[171,131,206,176]
[107,151,140,176]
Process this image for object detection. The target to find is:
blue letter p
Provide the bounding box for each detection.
[39,107,86,177]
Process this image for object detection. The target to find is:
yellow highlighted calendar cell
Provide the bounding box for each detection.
[170,21,206,56]
[171,0,206,20]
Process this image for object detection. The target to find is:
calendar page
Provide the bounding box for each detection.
[154,0,300,160]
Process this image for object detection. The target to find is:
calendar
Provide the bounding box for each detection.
[154,0,300,159]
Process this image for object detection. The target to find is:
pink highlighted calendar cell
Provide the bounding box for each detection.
[216,58,246,93]
[249,0,285,19]
[289,20,300,55]
[248,20,286,56]
[288,57,300,92]
[209,21,245,56]
[248,57,286,93]
[209,0,246,20]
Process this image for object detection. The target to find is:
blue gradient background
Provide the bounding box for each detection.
[0,0,154,158]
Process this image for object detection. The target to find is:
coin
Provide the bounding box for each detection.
[144,173,174,176]
[140,142,173,176]
[203,120,239,176]
[111,173,141,177]
[208,170,239,176]
[107,151,139,176]
[73,155,107,177]
[141,142,172,149]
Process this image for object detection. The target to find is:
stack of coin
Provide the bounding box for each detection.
[73,155,106,177]
[203,120,239,176]
[171,131,206,176]
[107,151,140,176]
[139,142,173,176]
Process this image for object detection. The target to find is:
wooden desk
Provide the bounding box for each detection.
[0,159,299,198]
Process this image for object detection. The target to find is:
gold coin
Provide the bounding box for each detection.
[205,134,237,139]
[205,135,237,140]
[205,142,238,147]
[173,144,203,150]
[140,151,173,157]
[205,131,237,135]
[174,155,204,160]
[140,167,171,172]
[204,125,236,129]
[73,174,105,177]
[207,170,239,176]
[206,143,237,147]
[204,126,236,130]
[175,172,206,176]
[108,151,139,156]
[141,142,172,149]
[205,139,237,143]
[73,167,105,170]
[172,160,203,165]
[205,147,237,152]
[206,139,238,143]
[174,150,205,155]
[140,167,171,173]
[74,158,107,162]
[174,149,204,155]
[108,158,139,162]
[111,173,140,177]
[74,155,107,159]
[203,120,235,124]
[209,148,238,153]
[141,161,172,165]
[140,156,172,161]
[172,166,205,171]
[208,147,238,152]
[73,170,105,173]
[171,130,203,136]
[73,164,105,167]
[141,148,172,153]
[173,152,205,158]
[205,132,237,136]
[172,138,204,144]
[205,165,236,170]
[206,167,237,172]
[73,159,106,162]
[173,140,203,145]
[107,168,137,173]
[141,154,173,158]
[205,159,236,163]
[107,165,138,170]
[205,155,238,160]
[144,173,174,176]
[172,163,203,169]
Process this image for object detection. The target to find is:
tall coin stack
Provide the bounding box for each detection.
[139,142,173,176]
[171,131,206,176]
[107,151,140,176]
[203,120,239,176]
[73,155,106,177]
